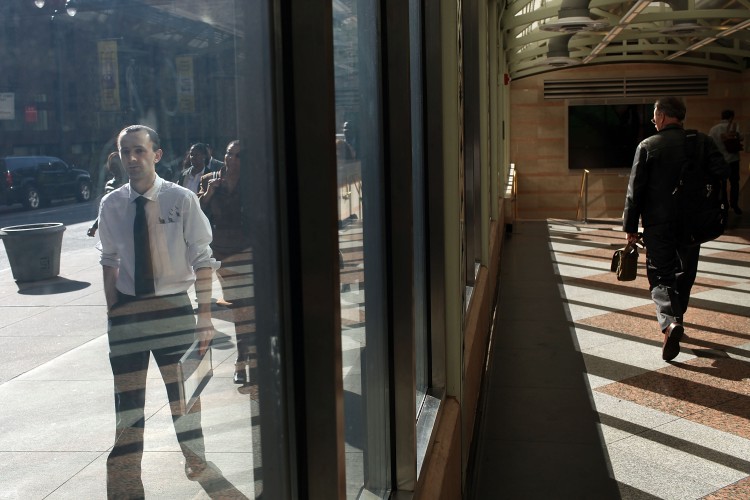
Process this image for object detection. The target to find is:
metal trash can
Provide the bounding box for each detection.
[0,223,66,282]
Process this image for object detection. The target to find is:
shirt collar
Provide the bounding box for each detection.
[129,175,163,203]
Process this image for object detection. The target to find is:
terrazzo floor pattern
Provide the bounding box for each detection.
[552,219,750,499]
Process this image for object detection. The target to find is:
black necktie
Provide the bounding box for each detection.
[133,196,155,296]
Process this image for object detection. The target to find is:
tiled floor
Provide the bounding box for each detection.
[470,217,750,499]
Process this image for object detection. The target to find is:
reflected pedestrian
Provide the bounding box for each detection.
[198,140,254,384]
[98,125,219,497]
[87,152,127,237]
[178,143,224,193]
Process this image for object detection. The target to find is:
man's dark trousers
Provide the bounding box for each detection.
[106,292,206,498]
[644,223,701,332]
[728,159,740,210]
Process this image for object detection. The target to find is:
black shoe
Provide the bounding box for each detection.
[733,206,743,215]
[233,361,247,384]
[662,322,684,361]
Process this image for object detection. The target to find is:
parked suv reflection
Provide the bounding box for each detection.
[0,156,93,210]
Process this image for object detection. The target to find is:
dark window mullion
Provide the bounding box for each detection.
[279,0,345,497]
[383,0,417,492]
[463,0,482,286]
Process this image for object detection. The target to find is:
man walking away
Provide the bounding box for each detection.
[623,97,728,361]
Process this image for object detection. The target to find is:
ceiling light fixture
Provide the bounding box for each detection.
[666,18,750,60]
[540,16,609,33]
[539,0,609,33]
[540,34,580,67]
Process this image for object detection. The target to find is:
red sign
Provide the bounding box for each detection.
[25,105,38,123]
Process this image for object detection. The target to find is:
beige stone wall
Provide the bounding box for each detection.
[509,63,749,220]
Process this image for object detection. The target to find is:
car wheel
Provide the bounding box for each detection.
[22,185,41,210]
[77,180,93,202]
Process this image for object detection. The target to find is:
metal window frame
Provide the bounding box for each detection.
[272,0,346,497]
[424,0,447,398]
[462,0,482,287]
[357,0,392,494]
[383,0,417,493]
[409,0,430,418]
[267,0,447,496]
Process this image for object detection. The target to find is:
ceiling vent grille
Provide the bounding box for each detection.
[544,76,708,99]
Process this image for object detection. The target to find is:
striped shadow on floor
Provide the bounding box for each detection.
[469,219,750,500]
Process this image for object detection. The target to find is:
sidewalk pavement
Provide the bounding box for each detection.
[0,221,255,499]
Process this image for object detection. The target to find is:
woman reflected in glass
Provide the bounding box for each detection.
[197,140,254,384]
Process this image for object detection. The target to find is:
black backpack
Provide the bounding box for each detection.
[672,130,728,246]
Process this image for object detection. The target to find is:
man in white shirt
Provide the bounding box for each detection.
[98,125,219,497]
[709,109,743,215]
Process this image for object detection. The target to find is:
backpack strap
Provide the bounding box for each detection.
[685,129,702,156]
[676,129,707,190]
[676,130,696,194]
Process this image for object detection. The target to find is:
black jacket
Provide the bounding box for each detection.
[623,124,728,234]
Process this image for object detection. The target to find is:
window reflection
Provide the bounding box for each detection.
[0,1,276,498]
[334,0,391,497]
[410,0,428,415]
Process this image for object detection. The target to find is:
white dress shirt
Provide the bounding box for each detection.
[98,176,219,297]
[708,119,740,163]
[183,166,206,194]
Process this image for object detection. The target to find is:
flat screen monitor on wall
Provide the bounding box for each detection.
[568,104,655,170]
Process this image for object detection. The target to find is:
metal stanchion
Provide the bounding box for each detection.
[512,167,518,224]
[576,169,589,223]
[584,170,589,223]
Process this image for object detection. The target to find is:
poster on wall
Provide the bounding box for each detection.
[176,55,195,114]
[98,40,121,112]
[0,93,15,120]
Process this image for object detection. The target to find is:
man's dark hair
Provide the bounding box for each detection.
[190,142,209,154]
[189,143,210,166]
[721,109,735,121]
[118,125,161,151]
[654,97,686,121]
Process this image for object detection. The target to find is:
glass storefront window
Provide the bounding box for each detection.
[333,0,391,497]
[0,1,284,497]
[410,0,428,416]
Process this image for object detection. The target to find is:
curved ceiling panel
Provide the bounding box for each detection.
[502,0,750,80]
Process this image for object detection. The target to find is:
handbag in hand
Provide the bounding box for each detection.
[611,241,640,282]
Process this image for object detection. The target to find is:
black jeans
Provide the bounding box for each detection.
[214,247,254,358]
[728,159,740,209]
[106,292,206,499]
[644,223,700,332]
